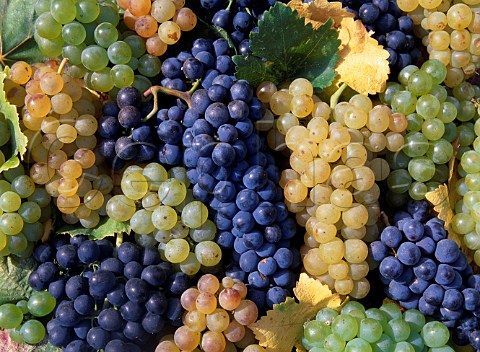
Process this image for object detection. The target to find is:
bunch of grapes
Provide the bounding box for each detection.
[157,274,260,352]
[120,0,197,50]
[303,301,454,351]
[382,59,480,206]
[399,0,480,85]
[6,60,116,228]
[257,77,409,298]
[105,162,223,274]
[30,236,191,351]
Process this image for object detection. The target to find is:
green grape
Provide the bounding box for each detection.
[474,137,480,152]
[406,332,424,352]
[432,164,449,183]
[403,310,425,334]
[445,96,460,110]
[0,120,11,146]
[380,82,403,105]
[332,314,358,341]
[143,163,168,191]
[0,213,23,235]
[164,238,190,263]
[168,167,190,187]
[11,175,35,198]
[453,81,476,101]
[0,191,21,212]
[391,91,417,115]
[16,300,28,314]
[107,41,132,64]
[83,22,96,45]
[76,0,100,23]
[90,67,115,92]
[81,45,109,71]
[304,320,331,344]
[421,60,447,85]
[464,231,480,250]
[341,302,366,315]
[62,44,86,66]
[0,304,23,329]
[458,100,476,122]
[456,178,469,197]
[323,333,345,351]
[426,181,441,192]
[28,189,51,208]
[3,165,24,183]
[34,0,50,15]
[152,205,178,230]
[9,328,24,343]
[452,212,475,234]
[416,94,440,119]
[398,65,419,86]
[35,12,62,39]
[466,172,480,191]
[121,171,149,200]
[18,202,42,223]
[0,232,6,251]
[106,195,136,222]
[62,22,86,45]
[461,150,480,173]
[407,70,433,96]
[358,318,382,343]
[130,209,155,235]
[386,151,410,170]
[458,124,475,146]
[179,252,201,275]
[34,33,63,57]
[405,113,422,132]
[428,347,455,352]
[132,75,152,94]
[371,334,394,352]
[97,3,120,26]
[111,64,134,88]
[429,85,447,102]
[475,119,480,136]
[20,319,45,344]
[27,291,56,317]
[50,0,76,24]
[393,341,414,352]
[384,318,410,342]
[138,54,161,77]
[408,157,435,182]
[22,222,44,242]
[316,308,339,324]
[379,303,402,320]
[303,337,323,350]
[409,182,427,200]
[190,220,216,242]
[194,240,222,266]
[436,102,457,123]
[442,122,457,142]
[68,64,87,78]
[128,57,139,70]
[421,118,444,141]
[123,35,146,58]
[182,201,208,229]
[158,178,187,206]
[0,151,4,167]
[345,337,372,352]
[94,22,118,48]
[169,221,188,239]
[7,233,28,255]
[421,321,449,348]
[403,132,429,158]
[426,139,453,164]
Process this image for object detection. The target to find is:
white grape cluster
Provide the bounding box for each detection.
[106,163,222,274]
[401,0,480,86]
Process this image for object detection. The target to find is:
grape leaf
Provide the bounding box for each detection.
[0,0,46,66]
[57,217,131,240]
[288,0,354,28]
[233,3,340,89]
[0,67,28,172]
[0,256,36,305]
[249,273,342,351]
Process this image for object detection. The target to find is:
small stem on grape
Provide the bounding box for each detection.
[329,82,348,108]
[115,233,123,253]
[57,58,69,75]
[226,0,234,11]
[188,79,202,96]
[380,211,391,227]
[143,85,193,121]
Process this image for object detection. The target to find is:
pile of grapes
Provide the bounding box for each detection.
[1,0,480,351]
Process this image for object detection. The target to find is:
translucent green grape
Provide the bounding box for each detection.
[81,45,109,71]
[76,0,100,23]
[421,118,444,141]
[461,150,480,174]
[0,191,21,212]
[391,91,417,115]
[123,35,146,58]
[132,75,152,94]
[458,101,476,122]
[22,222,44,242]
[107,41,132,64]
[332,315,358,341]
[0,213,23,235]
[416,94,440,119]
[34,0,50,15]
[62,22,86,45]
[457,124,475,147]
[421,59,447,85]
[442,122,457,142]
[94,22,118,48]
[152,206,177,230]
[20,319,46,344]
[408,157,435,182]
[18,202,42,223]
[380,82,403,105]
[407,70,433,96]
[194,241,222,266]
[359,318,382,343]
[371,334,394,352]
[35,12,62,39]
[158,178,187,206]
[90,67,115,93]
[130,209,155,235]
[7,233,28,255]
[62,44,86,66]
[304,320,331,344]
[421,321,449,348]
[28,189,51,208]
[426,139,453,164]
[403,132,429,158]
[398,65,419,86]
[11,175,35,199]
[138,54,162,77]
[51,0,76,24]
[429,85,448,102]
[0,304,23,329]
[182,201,208,229]
[393,341,415,352]
[190,220,216,242]
[345,338,372,352]
[453,81,476,101]
[35,33,64,57]
[323,333,345,351]
[379,303,402,320]
[409,181,428,200]
[385,318,410,342]
[97,2,120,26]
[27,291,56,317]
[316,308,339,324]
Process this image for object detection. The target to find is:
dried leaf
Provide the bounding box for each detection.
[335,17,390,95]
[250,273,341,351]
[287,0,354,29]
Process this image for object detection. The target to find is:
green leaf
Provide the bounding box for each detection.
[0,68,28,173]
[0,0,46,65]
[57,217,131,240]
[0,256,36,305]
[233,3,341,89]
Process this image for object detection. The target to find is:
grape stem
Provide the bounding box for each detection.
[143,79,202,121]
[57,58,69,75]
[329,82,348,108]
[226,0,234,11]
[115,232,123,255]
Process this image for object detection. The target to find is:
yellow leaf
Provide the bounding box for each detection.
[335,18,390,95]
[250,273,341,351]
[287,0,354,29]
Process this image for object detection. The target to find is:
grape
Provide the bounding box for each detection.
[0,304,23,329]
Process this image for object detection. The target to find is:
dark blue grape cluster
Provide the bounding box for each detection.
[370,200,480,347]
[334,0,421,73]
[198,0,280,54]
[29,236,189,351]
[98,87,158,169]
[153,37,300,309]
